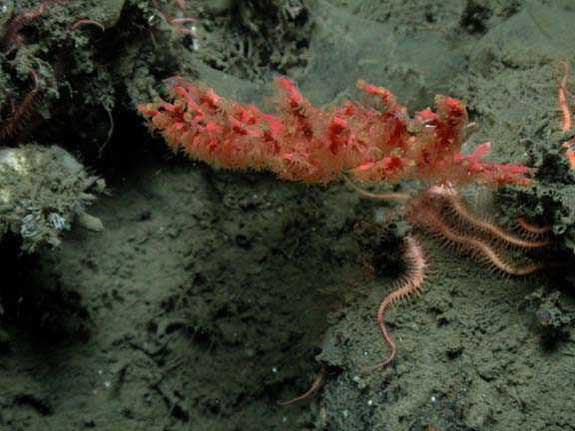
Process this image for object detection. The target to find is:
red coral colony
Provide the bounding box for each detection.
[138,77,531,188]
[139,78,546,372]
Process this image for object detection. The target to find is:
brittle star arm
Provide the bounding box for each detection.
[427,185,551,249]
[277,366,327,406]
[409,201,546,276]
[365,235,428,371]
[343,176,411,204]
[559,61,575,169]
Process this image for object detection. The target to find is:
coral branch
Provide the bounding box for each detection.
[139,77,544,371]
[139,77,532,187]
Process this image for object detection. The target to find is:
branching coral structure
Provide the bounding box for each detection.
[139,77,532,187]
[139,77,547,370]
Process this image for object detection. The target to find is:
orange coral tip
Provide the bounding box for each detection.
[416,108,438,124]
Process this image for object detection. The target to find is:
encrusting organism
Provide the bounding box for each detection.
[139,76,551,376]
[0,1,107,250]
[0,0,70,53]
[0,0,64,141]
[0,0,93,141]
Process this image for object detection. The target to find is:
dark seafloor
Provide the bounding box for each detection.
[1,1,575,430]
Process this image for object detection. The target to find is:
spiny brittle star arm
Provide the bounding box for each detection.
[411,205,545,276]
[428,185,551,249]
[559,61,575,169]
[367,235,428,371]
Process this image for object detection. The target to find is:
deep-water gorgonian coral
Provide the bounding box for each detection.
[139,77,531,187]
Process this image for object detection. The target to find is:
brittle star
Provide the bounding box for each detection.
[347,180,551,370]
[278,182,551,404]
